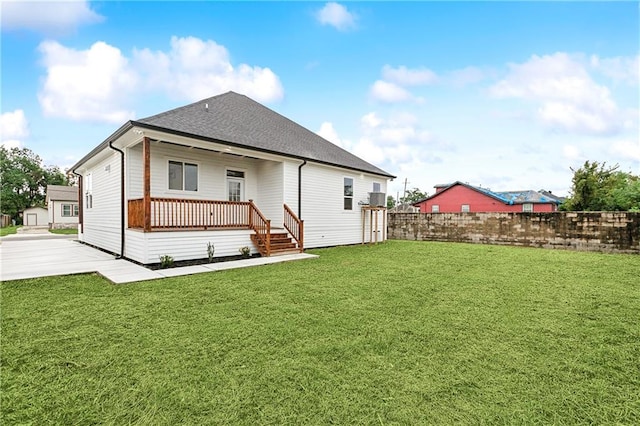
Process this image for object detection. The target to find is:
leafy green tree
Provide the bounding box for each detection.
[386,195,396,209]
[400,187,427,205]
[0,147,67,222]
[561,161,640,211]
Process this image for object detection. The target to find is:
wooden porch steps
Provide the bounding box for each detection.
[251,232,301,257]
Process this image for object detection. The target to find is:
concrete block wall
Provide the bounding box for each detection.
[388,212,640,254]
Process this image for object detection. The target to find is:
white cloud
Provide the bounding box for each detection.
[562,145,581,160]
[382,65,437,86]
[0,109,29,149]
[447,66,488,87]
[1,0,103,34]
[369,80,417,103]
[489,52,621,135]
[133,36,284,103]
[37,36,284,123]
[315,112,441,174]
[317,121,351,150]
[610,140,640,162]
[38,40,137,123]
[316,2,356,31]
[590,54,640,85]
[354,112,440,168]
[370,65,434,103]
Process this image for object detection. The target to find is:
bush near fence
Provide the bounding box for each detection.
[388,212,640,254]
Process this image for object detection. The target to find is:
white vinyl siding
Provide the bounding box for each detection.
[145,142,259,201]
[255,161,284,224]
[127,145,143,199]
[81,153,121,253]
[124,229,257,264]
[292,162,388,248]
[283,161,301,214]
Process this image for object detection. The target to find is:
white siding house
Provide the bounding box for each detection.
[46,185,79,229]
[71,92,394,264]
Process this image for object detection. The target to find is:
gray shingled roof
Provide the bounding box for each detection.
[46,185,78,203]
[132,92,393,178]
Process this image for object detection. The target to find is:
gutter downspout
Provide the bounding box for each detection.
[108,141,125,259]
[298,160,307,218]
[71,169,83,234]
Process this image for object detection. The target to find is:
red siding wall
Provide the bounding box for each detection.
[415,185,556,213]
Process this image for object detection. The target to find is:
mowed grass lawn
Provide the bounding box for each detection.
[2,241,639,424]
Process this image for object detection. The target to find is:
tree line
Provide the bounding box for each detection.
[1,147,68,223]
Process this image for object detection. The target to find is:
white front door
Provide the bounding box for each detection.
[227,178,244,202]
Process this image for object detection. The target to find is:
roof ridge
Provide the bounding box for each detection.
[137,91,235,122]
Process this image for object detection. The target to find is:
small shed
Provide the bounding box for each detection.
[22,207,48,226]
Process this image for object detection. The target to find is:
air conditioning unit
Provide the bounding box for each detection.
[369,192,386,207]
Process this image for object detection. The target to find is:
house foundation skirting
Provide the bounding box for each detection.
[124,229,258,264]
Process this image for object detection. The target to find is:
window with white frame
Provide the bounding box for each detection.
[522,203,533,212]
[344,177,354,210]
[85,173,93,209]
[169,160,198,191]
[61,204,78,217]
[432,205,440,213]
[461,204,470,212]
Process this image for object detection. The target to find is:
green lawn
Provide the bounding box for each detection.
[2,241,639,424]
[49,228,78,235]
[0,225,20,237]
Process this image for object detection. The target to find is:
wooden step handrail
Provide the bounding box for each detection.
[249,199,271,256]
[283,203,304,252]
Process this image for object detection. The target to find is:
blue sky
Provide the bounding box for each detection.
[1,1,638,198]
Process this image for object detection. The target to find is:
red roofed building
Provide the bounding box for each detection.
[413,182,564,213]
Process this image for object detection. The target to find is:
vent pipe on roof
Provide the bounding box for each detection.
[205,103,209,112]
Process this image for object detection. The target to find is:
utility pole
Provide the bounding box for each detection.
[403,178,409,204]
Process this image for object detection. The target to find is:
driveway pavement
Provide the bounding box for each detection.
[0,234,317,284]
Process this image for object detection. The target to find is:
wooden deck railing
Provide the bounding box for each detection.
[128,198,251,230]
[127,198,304,257]
[283,203,304,252]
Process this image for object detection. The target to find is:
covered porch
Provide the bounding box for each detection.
[125,137,303,257]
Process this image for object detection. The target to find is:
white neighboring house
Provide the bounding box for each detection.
[46,185,79,229]
[22,207,48,226]
[71,92,394,264]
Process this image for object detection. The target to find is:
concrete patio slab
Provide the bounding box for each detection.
[1,237,318,284]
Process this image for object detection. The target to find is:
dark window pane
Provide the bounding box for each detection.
[169,161,183,190]
[185,163,198,191]
[344,178,353,196]
[227,170,245,178]
[344,197,353,210]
